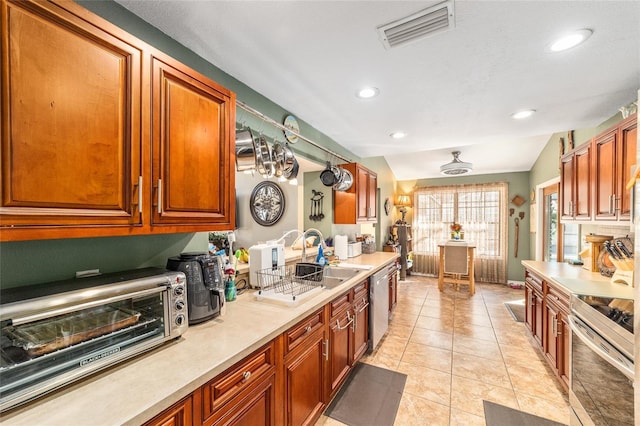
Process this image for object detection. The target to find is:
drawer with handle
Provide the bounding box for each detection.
[202,341,275,417]
[284,308,325,354]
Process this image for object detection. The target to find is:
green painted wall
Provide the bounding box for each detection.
[398,172,530,282]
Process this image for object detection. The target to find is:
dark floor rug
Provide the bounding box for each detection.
[325,362,407,426]
[504,300,525,322]
[484,401,567,426]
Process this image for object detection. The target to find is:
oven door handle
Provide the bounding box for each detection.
[9,286,166,326]
[568,315,635,380]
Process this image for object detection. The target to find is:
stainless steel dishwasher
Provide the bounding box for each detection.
[369,265,390,350]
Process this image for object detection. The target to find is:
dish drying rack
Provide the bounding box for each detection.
[256,265,324,306]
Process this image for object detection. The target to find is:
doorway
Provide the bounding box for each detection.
[542,184,561,262]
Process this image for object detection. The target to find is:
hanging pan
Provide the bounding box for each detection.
[333,168,353,191]
[235,128,257,172]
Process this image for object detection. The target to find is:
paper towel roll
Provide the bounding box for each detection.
[334,235,348,260]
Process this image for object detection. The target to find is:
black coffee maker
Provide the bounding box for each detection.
[167,252,224,325]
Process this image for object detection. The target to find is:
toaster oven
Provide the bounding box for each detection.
[0,267,188,412]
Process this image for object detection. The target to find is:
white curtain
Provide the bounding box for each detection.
[412,182,508,284]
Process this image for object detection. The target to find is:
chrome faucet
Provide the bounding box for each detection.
[300,228,326,263]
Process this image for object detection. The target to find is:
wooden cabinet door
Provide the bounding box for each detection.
[618,116,637,220]
[544,301,560,373]
[144,395,193,426]
[593,129,618,220]
[525,284,535,333]
[151,55,235,229]
[327,307,351,400]
[559,312,570,389]
[560,154,574,220]
[366,172,377,220]
[355,167,369,221]
[1,0,142,237]
[284,331,326,426]
[533,291,544,346]
[352,291,369,363]
[574,145,591,220]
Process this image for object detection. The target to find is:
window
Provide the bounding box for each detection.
[412,182,508,283]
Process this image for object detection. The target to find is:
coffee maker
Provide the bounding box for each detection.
[167,252,224,324]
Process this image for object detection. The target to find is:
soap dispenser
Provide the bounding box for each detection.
[316,244,326,266]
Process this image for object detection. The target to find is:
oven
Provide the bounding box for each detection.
[568,294,634,425]
[0,267,188,412]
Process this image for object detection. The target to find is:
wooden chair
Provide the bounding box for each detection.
[438,242,475,296]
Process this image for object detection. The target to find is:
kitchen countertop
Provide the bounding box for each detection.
[521,260,634,299]
[0,252,398,426]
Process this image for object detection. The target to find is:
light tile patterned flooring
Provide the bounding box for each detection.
[317,275,570,426]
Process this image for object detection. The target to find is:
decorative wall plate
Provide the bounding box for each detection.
[250,181,285,226]
[384,198,391,216]
[283,115,299,143]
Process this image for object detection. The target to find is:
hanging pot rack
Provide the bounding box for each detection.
[236,100,351,163]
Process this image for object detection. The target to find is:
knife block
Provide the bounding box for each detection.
[582,235,613,272]
[609,257,634,286]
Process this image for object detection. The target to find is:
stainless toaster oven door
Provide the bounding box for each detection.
[1,281,170,412]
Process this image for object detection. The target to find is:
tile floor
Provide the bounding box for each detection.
[317,275,570,426]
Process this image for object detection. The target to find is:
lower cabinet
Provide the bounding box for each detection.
[524,268,570,391]
[326,280,370,401]
[283,309,328,426]
[143,395,193,426]
[144,277,374,426]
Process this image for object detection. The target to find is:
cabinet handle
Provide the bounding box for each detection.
[157,179,162,214]
[241,371,251,382]
[137,176,143,214]
[305,325,312,334]
[557,319,563,336]
[358,299,370,313]
[352,309,356,332]
[609,194,614,214]
[322,339,329,361]
[614,194,620,212]
[336,311,354,330]
[552,317,558,337]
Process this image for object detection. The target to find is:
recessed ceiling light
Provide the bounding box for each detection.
[390,131,407,139]
[356,87,379,99]
[549,29,592,52]
[511,109,536,119]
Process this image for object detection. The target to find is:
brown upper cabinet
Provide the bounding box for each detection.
[560,143,591,220]
[0,0,236,241]
[560,114,636,223]
[593,115,637,221]
[333,163,377,224]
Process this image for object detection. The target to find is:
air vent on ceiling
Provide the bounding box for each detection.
[377,1,455,50]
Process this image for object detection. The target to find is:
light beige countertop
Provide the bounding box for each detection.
[521,260,634,299]
[0,252,398,426]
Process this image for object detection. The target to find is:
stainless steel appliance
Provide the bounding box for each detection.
[167,252,225,324]
[0,268,188,412]
[369,264,392,350]
[569,294,634,425]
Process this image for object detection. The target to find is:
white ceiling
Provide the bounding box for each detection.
[115,0,640,180]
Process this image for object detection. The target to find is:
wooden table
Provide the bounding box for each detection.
[438,242,475,296]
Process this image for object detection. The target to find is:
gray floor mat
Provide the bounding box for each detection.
[483,400,567,426]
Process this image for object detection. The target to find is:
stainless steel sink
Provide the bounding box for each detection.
[323,266,362,279]
[322,267,362,289]
[322,276,347,289]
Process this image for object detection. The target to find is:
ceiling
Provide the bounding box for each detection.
[115,0,640,180]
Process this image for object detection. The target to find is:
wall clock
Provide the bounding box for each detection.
[250,181,286,226]
[283,115,299,144]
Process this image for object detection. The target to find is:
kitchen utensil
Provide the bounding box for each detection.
[284,157,299,180]
[616,240,633,258]
[320,161,340,186]
[272,141,285,178]
[235,128,257,171]
[255,135,275,177]
[319,197,325,220]
[333,168,353,191]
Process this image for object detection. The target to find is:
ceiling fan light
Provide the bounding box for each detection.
[440,151,472,175]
